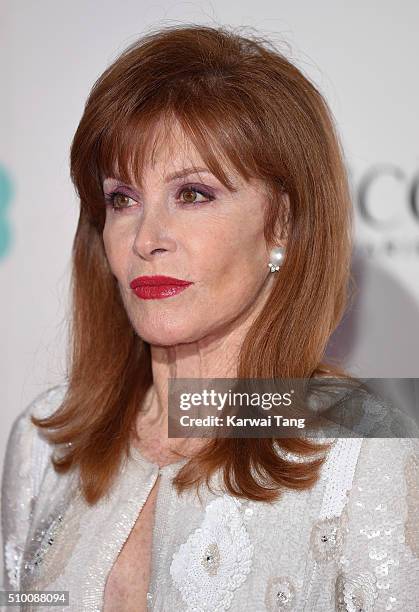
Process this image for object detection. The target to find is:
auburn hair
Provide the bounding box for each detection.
[32,23,358,505]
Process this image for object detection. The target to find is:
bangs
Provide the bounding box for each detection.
[98,107,256,189]
[86,97,273,223]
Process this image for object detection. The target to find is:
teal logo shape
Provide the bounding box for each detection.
[0,164,14,260]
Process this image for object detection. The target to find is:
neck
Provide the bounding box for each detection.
[134,272,275,463]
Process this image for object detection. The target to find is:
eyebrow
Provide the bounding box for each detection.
[164,167,212,182]
[165,166,238,191]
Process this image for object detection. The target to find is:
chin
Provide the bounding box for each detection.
[134,321,202,347]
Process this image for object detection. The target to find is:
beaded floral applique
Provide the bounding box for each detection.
[265,575,296,610]
[25,513,64,568]
[335,570,378,611]
[22,491,84,591]
[170,494,254,611]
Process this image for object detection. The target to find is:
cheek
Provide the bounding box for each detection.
[102,224,129,278]
[193,220,267,297]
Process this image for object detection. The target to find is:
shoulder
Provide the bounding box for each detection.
[2,382,69,500]
[6,382,68,431]
[8,381,68,433]
[308,376,419,438]
[1,382,69,589]
[4,382,69,445]
[23,382,69,420]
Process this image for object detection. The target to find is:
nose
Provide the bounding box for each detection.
[132,205,176,261]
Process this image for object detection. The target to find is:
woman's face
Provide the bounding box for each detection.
[102,124,283,346]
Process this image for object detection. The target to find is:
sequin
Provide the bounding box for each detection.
[404,450,419,558]
[335,571,378,611]
[265,575,295,610]
[310,516,344,562]
[200,542,221,575]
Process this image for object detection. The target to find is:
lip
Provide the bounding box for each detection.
[130,275,192,288]
[129,275,193,300]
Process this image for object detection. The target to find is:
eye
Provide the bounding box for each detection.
[104,184,215,212]
[104,191,137,211]
[177,185,215,205]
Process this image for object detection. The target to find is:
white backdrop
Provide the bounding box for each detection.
[1,0,418,574]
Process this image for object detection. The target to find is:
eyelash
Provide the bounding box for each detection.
[104,184,215,212]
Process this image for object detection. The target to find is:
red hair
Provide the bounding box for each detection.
[32,24,356,505]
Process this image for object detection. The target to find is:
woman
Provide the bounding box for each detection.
[2,23,418,612]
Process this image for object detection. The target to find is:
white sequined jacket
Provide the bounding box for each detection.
[1,383,419,611]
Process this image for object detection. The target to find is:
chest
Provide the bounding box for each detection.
[102,476,160,612]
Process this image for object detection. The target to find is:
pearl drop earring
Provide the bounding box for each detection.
[268,246,285,272]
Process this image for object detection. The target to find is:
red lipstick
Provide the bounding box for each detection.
[130,275,193,300]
